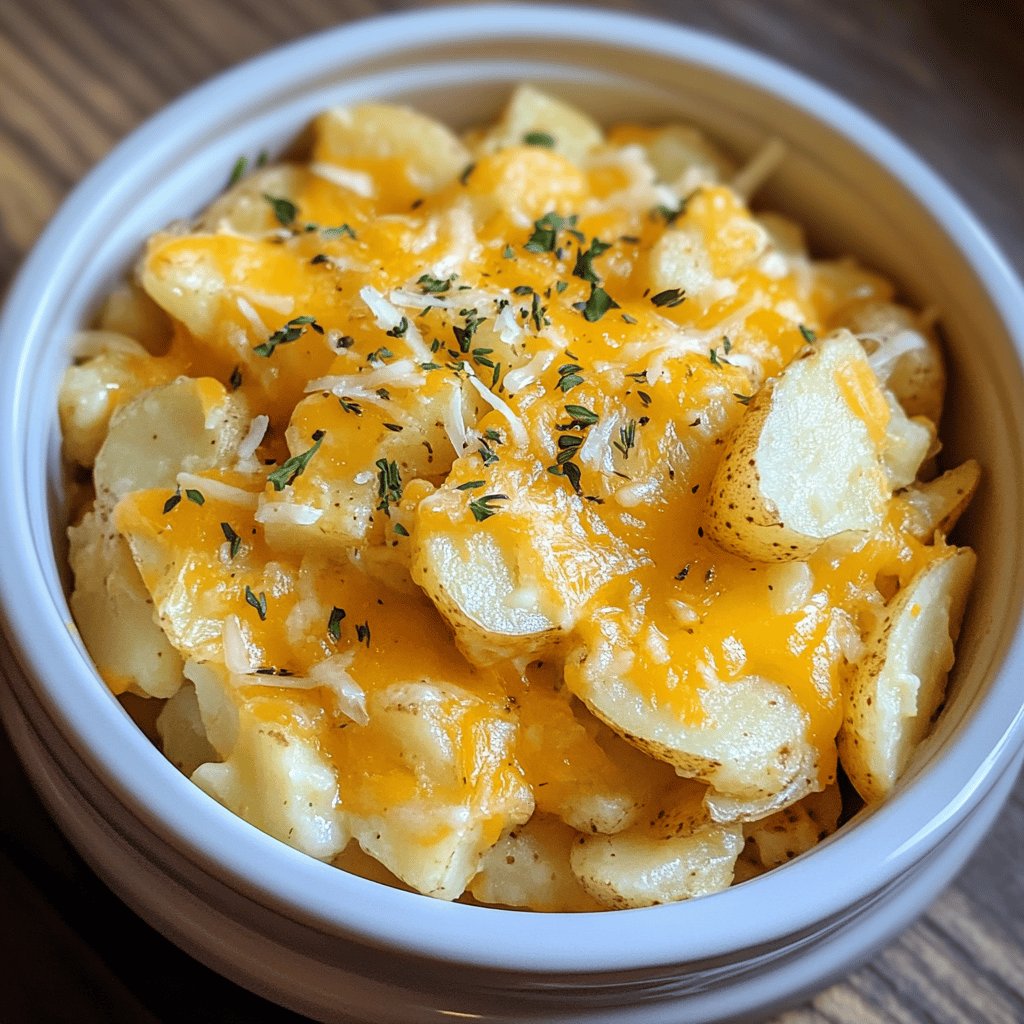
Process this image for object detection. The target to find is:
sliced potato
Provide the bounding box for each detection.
[634,124,735,189]
[68,508,184,698]
[896,460,981,541]
[838,548,976,802]
[468,813,603,912]
[314,103,470,196]
[95,280,173,354]
[704,332,894,561]
[880,394,934,490]
[197,163,307,235]
[844,300,946,423]
[745,782,842,869]
[94,376,249,506]
[515,685,679,835]
[157,681,219,776]
[570,784,743,909]
[188,664,350,862]
[191,722,348,862]
[473,85,603,165]
[413,456,644,664]
[59,332,170,469]
[336,681,534,901]
[567,630,820,815]
[257,378,471,556]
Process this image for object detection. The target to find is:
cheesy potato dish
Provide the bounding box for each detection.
[60,87,977,910]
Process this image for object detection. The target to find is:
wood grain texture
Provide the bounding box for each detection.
[0,1,1021,1021]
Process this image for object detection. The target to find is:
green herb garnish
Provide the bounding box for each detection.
[245,586,268,621]
[469,493,509,522]
[254,315,324,358]
[267,430,325,490]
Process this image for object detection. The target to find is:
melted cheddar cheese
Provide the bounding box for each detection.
[63,89,972,909]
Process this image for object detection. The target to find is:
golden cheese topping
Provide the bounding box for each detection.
[63,89,974,910]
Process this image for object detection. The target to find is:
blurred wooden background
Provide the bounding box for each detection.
[1,1,1022,1022]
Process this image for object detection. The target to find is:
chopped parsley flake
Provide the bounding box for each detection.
[530,292,548,331]
[734,392,753,405]
[367,346,394,363]
[651,288,686,308]
[525,211,579,254]
[254,315,324,358]
[245,585,268,621]
[469,493,509,522]
[162,489,181,514]
[356,621,371,647]
[478,440,499,466]
[220,522,241,559]
[228,365,243,390]
[320,223,356,239]
[328,606,346,643]
[456,480,486,491]
[393,523,409,537]
[263,193,297,227]
[576,284,619,322]
[418,273,454,294]
[453,308,485,353]
[267,429,325,490]
[185,488,205,506]
[799,324,818,343]
[572,238,611,284]
[385,318,408,339]
[339,398,362,415]
[523,131,555,147]
[375,458,402,516]
[228,156,248,186]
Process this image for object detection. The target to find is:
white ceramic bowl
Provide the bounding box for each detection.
[2,6,1023,1023]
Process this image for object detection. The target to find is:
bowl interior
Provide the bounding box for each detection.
[3,5,1024,975]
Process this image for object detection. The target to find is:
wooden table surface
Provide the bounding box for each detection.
[1,1,1022,1021]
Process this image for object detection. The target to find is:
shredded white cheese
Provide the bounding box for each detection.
[309,161,376,198]
[237,415,269,461]
[467,373,530,449]
[176,471,260,508]
[255,502,324,526]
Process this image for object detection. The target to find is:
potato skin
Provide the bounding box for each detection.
[838,548,976,803]
[704,335,896,562]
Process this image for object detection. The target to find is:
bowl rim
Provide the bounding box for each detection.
[1,2,1023,975]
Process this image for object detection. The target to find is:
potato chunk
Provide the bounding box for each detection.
[335,681,534,900]
[838,548,976,802]
[94,376,249,506]
[844,300,946,423]
[468,814,602,912]
[566,628,820,820]
[68,508,184,698]
[314,103,470,198]
[413,456,644,664]
[570,784,743,909]
[705,332,898,561]
[473,85,603,164]
[896,460,981,541]
[59,332,169,468]
[745,783,842,869]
